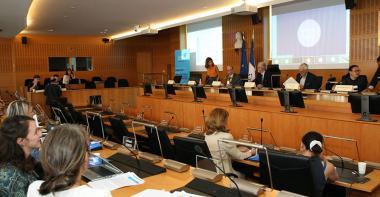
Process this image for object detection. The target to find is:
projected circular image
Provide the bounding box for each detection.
[297,19,321,48]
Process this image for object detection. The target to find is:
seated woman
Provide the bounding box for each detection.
[205,108,255,177]
[300,131,338,182]
[27,124,111,197]
[6,100,34,117]
[0,116,42,197]
[205,57,219,85]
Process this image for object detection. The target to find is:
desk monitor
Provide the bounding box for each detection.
[173,75,182,84]
[258,149,325,197]
[143,83,153,96]
[348,93,380,122]
[277,90,305,113]
[228,87,248,107]
[163,84,176,99]
[271,74,281,88]
[191,86,207,102]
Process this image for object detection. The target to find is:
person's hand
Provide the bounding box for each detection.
[257,84,263,89]
[300,85,304,90]
[363,88,372,93]
[238,146,250,152]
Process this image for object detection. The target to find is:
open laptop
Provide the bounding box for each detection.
[82,154,123,182]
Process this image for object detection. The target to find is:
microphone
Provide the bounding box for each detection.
[194,145,242,197]
[324,147,344,174]
[202,110,207,132]
[122,141,142,172]
[260,118,263,145]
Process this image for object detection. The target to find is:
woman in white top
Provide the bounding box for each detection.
[27,124,111,197]
[204,108,255,177]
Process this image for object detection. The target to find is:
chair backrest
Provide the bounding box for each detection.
[109,117,133,144]
[24,79,33,87]
[173,136,212,167]
[85,112,106,139]
[145,126,175,159]
[43,78,51,86]
[85,81,96,89]
[92,76,102,82]
[80,79,87,84]
[106,77,117,83]
[118,79,129,87]
[104,80,115,88]
[51,107,69,124]
[316,76,323,90]
[325,76,337,90]
[259,149,326,197]
[69,78,80,84]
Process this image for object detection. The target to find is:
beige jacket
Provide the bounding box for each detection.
[205,132,252,176]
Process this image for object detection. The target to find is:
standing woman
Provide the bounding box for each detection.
[27,124,111,197]
[205,57,219,85]
[0,116,42,197]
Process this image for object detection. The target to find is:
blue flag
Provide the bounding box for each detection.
[248,33,256,81]
[240,39,248,78]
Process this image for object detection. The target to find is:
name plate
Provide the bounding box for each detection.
[168,80,175,85]
[244,82,256,88]
[284,83,300,90]
[334,85,355,92]
[211,81,222,87]
[187,81,196,86]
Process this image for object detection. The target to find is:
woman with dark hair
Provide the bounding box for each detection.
[300,131,338,182]
[27,124,111,197]
[205,57,219,85]
[341,65,368,92]
[0,116,42,197]
[205,108,255,177]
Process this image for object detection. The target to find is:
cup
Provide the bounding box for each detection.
[358,162,367,175]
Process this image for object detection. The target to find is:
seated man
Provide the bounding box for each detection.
[341,65,368,92]
[254,62,272,88]
[44,77,63,107]
[28,75,43,92]
[296,63,319,90]
[367,55,380,91]
[225,65,242,86]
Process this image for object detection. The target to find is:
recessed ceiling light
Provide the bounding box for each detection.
[71,6,76,9]
[48,29,55,32]
[63,15,68,18]
[100,32,104,34]
[104,29,108,32]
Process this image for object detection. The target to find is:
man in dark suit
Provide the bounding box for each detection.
[367,55,380,91]
[296,63,319,90]
[341,65,368,92]
[255,62,272,88]
[225,65,242,86]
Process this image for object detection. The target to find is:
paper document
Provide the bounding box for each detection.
[88,172,144,191]
[132,189,205,197]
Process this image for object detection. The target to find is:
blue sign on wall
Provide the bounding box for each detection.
[175,50,191,84]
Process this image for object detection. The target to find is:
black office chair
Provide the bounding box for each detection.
[173,136,212,167]
[106,77,117,83]
[86,112,108,139]
[24,79,33,87]
[109,117,150,151]
[325,76,337,90]
[43,78,51,87]
[69,78,80,84]
[80,79,88,84]
[259,149,326,197]
[51,107,74,124]
[118,79,129,87]
[85,81,96,89]
[145,126,175,159]
[315,76,323,90]
[92,76,102,82]
[104,80,115,88]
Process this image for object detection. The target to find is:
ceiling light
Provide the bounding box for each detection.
[48,29,54,32]
[71,6,76,9]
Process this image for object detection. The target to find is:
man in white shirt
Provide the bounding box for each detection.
[296,63,319,90]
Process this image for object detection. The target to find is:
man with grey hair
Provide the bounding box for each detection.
[296,63,319,89]
[255,62,272,88]
[225,65,242,86]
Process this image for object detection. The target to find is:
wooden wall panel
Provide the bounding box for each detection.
[222,14,264,80]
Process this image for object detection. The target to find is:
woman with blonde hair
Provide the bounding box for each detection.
[204,108,255,177]
[6,100,34,118]
[27,124,111,197]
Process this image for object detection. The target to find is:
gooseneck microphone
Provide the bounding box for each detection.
[324,147,344,174]
[260,118,264,145]
[202,109,207,132]
[194,145,242,197]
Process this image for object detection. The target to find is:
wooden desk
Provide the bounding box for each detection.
[135,92,380,163]
[94,148,278,197]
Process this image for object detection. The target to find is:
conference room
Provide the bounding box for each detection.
[1,0,380,196]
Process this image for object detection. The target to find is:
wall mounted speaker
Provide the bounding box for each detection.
[102,38,110,43]
[251,13,261,25]
[21,36,27,44]
[345,0,357,9]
